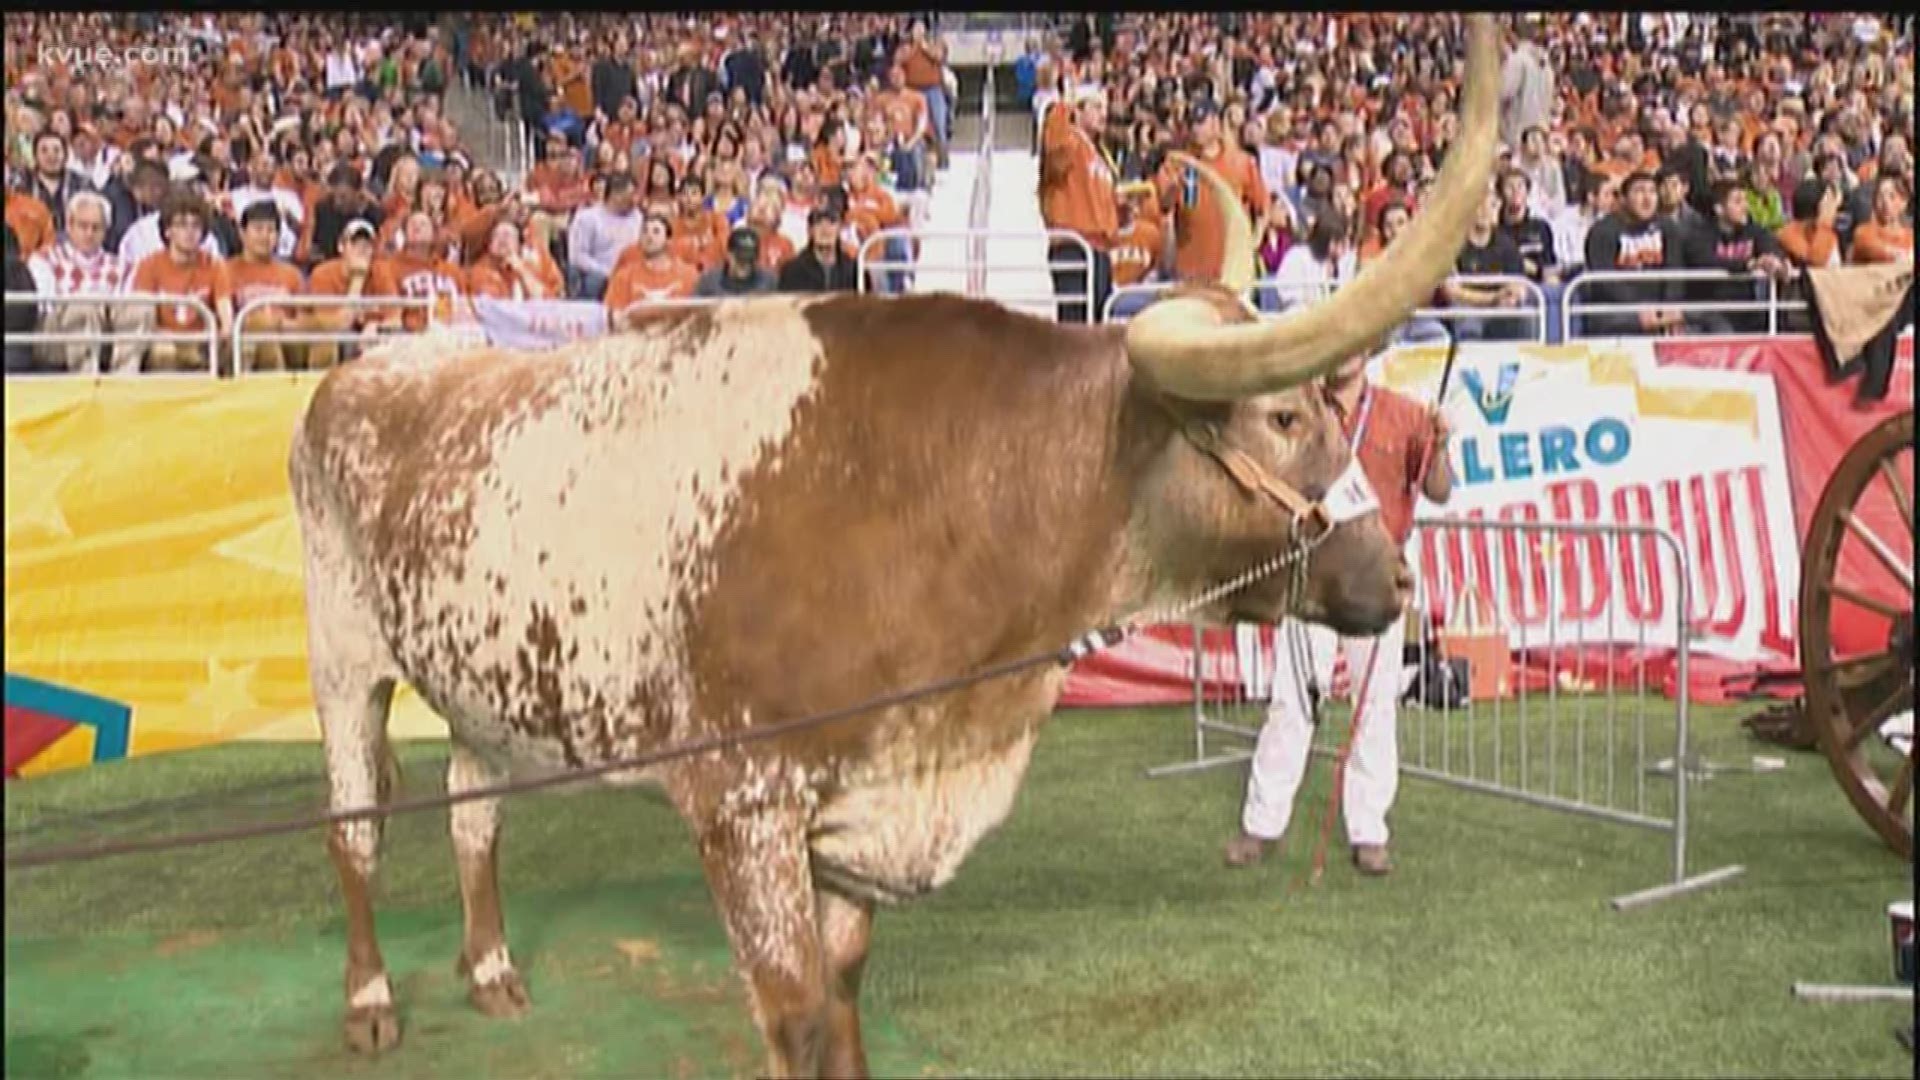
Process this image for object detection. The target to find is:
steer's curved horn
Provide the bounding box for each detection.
[1125,14,1501,400]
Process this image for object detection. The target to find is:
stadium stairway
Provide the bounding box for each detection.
[978,133,1057,320]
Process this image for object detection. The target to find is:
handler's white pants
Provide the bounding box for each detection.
[1240,616,1404,846]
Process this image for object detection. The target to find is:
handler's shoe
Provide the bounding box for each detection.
[1351,843,1393,876]
[1223,832,1275,868]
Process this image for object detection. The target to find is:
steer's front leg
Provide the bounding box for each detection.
[695,799,828,1078]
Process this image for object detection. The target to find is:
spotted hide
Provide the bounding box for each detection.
[292,17,1503,1071]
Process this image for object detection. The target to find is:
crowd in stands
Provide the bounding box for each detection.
[1029,12,1915,336]
[3,11,954,373]
[5,12,1914,374]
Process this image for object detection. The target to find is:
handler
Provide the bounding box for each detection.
[1224,346,1453,876]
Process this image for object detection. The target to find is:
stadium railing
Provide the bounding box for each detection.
[4,293,222,378]
[1561,269,1824,341]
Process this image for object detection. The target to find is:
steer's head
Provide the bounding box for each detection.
[1121,15,1500,638]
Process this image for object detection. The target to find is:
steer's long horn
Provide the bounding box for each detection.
[1125,13,1501,400]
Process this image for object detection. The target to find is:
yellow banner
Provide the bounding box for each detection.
[5,377,444,777]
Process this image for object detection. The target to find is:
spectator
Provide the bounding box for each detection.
[307,218,401,367]
[1656,164,1710,242]
[607,213,699,326]
[1551,170,1615,278]
[1111,184,1167,290]
[1496,169,1560,285]
[4,223,37,374]
[302,165,386,269]
[694,226,776,297]
[1156,98,1266,284]
[1500,18,1555,149]
[470,218,564,301]
[1515,125,1567,219]
[225,201,310,372]
[1267,209,1352,314]
[1582,171,1687,336]
[389,209,470,330]
[6,186,55,261]
[127,190,233,373]
[776,207,860,293]
[228,151,306,261]
[24,192,135,373]
[743,191,796,273]
[1039,86,1120,324]
[1849,176,1914,265]
[1777,179,1844,271]
[670,174,728,272]
[897,19,950,169]
[565,172,641,300]
[1445,189,1532,341]
[1681,180,1792,335]
[1254,193,1297,278]
[25,132,91,236]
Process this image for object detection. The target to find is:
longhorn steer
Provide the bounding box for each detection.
[291,17,1500,1076]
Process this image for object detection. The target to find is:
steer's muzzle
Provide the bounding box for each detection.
[1296,513,1412,637]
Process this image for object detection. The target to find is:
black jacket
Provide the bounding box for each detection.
[1582,213,1686,334]
[777,247,860,292]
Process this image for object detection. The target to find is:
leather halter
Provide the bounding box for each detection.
[1163,405,1336,546]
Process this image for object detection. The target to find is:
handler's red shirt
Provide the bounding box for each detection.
[1330,382,1434,545]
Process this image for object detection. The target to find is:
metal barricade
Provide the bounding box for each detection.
[967,66,996,297]
[1145,516,1744,909]
[1103,275,1547,344]
[857,228,1094,321]
[230,295,443,375]
[1561,270,1809,341]
[4,292,221,378]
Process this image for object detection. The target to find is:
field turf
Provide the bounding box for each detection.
[4,701,1912,1078]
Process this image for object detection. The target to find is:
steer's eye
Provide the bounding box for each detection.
[1269,410,1298,433]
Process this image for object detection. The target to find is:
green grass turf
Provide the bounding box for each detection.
[4,701,1913,1078]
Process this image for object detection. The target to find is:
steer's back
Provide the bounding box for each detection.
[289,299,833,770]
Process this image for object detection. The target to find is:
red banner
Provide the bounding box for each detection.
[1060,335,1911,707]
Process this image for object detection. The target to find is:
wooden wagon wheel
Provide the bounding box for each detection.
[1798,409,1915,859]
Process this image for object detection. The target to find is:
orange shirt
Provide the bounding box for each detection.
[670,210,729,272]
[1849,221,1915,266]
[224,256,306,314]
[307,257,403,326]
[131,250,233,332]
[6,191,55,257]
[468,249,565,300]
[1775,221,1841,269]
[1109,218,1163,286]
[1039,103,1120,252]
[1157,143,1267,282]
[898,42,942,90]
[1333,382,1435,546]
[845,184,901,241]
[605,256,700,317]
[385,252,470,330]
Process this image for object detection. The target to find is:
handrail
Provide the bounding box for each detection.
[231,295,443,375]
[4,292,220,378]
[968,61,996,296]
[1102,274,1549,342]
[857,228,1095,315]
[1562,269,1811,340]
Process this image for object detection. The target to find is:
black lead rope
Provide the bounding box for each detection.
[6,621,1150,873]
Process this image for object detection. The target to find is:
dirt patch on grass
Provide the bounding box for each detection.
[153,929,222,957]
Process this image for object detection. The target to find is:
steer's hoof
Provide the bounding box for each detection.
[343,1005,401,1055]
[469,970,532,1019]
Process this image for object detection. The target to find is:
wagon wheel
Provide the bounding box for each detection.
[1798,410,1915,859]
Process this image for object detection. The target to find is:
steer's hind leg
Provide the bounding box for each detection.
[448,742,531,1018]
[318,676,401,1055]
[695,802,828,1079]
[817,889,875,1080]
